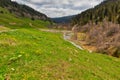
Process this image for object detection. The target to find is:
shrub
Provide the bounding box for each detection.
[0,11,4,14]
[83,20,120,57]
[31,17,35,21]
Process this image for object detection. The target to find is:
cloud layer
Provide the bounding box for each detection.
[12,0,103,18]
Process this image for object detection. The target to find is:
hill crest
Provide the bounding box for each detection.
[0,0,50,21]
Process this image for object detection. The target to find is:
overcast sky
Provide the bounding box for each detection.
[11,0,103,18]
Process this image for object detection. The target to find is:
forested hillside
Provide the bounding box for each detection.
[0,0,50,21]
[71,0,120,57]
[72,0,120,25]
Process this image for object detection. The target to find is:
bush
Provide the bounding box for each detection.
[0,11,4,14]
[83,20,120,57]
[31,17,35,21]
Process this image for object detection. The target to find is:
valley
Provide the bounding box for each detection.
[0,0,120,80]
[1,26,120,80]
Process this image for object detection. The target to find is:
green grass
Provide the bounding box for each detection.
[0,7,120,80]
[0,7,50,29]
[0,29,120,80]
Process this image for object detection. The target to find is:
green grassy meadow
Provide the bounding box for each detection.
[0,7,50,29]
[0,7,120,80]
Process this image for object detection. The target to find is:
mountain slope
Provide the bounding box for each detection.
[0,0,120,80]
[72,0,120,25]
[1,28,120,80]
[0,6,50,29]
[70,0,120,57]
[0,0,49,21]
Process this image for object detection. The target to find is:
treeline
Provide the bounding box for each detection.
[0,0,50,21]
[72,0,120,26]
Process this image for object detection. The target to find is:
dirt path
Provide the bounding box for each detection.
[40,29,84,50]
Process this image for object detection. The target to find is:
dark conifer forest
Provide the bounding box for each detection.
[72,0,120,25]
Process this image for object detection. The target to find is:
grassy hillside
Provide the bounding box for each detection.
[0,29,120,80]
[0,7,50,28]
[0,0,49,21]
[0,7,50,29]
[0,6,120,80]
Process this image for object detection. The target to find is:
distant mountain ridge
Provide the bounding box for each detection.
[0,0,50,21]
[52,15,75,23]
[72,0,120,25]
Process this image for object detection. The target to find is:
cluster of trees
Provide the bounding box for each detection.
[0,0,11,7]
[0,0,50,21]
[71,0,120,57]
[72,0,120,26]
[83,20,120,57]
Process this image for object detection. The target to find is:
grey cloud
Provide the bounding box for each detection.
[12,0,103,18]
